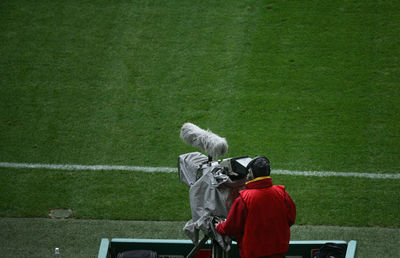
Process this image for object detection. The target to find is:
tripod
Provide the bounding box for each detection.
[186,233,229,258]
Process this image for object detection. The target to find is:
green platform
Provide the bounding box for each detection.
[98,238,357,258]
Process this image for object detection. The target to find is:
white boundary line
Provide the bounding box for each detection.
[0,162,399,179]
[0,162,176,173]
[272,169,400,179]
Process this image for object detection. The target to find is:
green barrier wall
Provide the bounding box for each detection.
[98,238,357,258]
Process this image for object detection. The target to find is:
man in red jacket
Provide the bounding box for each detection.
[215,156,296,258]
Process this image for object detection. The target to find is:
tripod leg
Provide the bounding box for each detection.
[212,241,228,258]
[186,235,209,258]
[222,248,229,258]
[212,241,218,258]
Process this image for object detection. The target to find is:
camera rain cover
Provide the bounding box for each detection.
[178,152,246,251]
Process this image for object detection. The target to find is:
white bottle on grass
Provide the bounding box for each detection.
[54,247,61,258]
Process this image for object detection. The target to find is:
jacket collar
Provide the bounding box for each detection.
[245,176,273,189]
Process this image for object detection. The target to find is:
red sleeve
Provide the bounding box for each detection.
[216,195,247,239]
[285,191,296,227]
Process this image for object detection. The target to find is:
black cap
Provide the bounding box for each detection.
[246,156,271,178]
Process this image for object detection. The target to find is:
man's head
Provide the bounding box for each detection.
[246,156,271,180]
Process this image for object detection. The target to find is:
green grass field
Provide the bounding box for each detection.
[1,0,399,257]
[2,218,400,257]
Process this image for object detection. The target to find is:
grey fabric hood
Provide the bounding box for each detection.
[178,152,246,251]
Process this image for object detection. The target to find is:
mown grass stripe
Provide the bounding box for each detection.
[0,162,398,179]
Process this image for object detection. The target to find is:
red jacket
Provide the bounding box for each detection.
[216,177,296,258]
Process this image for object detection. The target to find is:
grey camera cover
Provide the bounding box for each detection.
[178,152,246,251]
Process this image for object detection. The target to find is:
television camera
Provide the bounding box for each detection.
[178,123,254,257]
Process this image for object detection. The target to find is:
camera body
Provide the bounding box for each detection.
[218,156,252,180]
[179,153,252,187]
[178,152,252,250]
[178,122,254,250]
